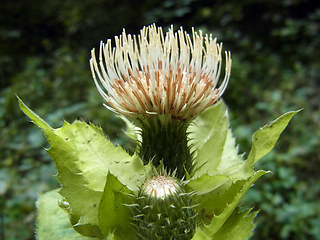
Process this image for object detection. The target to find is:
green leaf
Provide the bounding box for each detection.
[189,103,299,196]
[189,101,254,182]
[187,174,230,195]
[52,121,145,193]
[219,127,254,180]
[191,229,211,240]
[17,96,53,132]
[189,101,229,178]
[202,171,267,236]
[98,172,136,239]
[212,209,258,240]
[18,97,146,237]
[246,109,301,167]
[36,189,98,240]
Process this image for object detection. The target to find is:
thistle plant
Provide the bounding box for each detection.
[19,24,299,240]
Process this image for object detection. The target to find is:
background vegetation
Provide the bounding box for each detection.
[1,0,319,239]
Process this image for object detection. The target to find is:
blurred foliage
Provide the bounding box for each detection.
[0,0,319,239]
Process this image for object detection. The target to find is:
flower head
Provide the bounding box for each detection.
[142,175,179,200]
[90,24,231,120]
[134,175,197,239]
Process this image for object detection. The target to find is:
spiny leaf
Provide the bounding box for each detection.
[19,97,146,192]
[202,171,267,236]
[52,121,145,193]
[246,109,301,168]
[18,96,53,132]
[19,98,103,236]
[189,101,254,182]
[212,208,258,240]
[98,172,136,240]
[36,189,99,240]
[191,229,212,240]
[187,174,230,195]
[18,97,146,237]
[189,101,229,178]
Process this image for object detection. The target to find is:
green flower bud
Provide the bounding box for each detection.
[132,175,197,240]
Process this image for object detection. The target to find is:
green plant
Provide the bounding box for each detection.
[17,24,300,240]
[18,93,297,239]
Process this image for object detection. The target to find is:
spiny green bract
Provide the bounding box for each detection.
[131,175,197,240]
[138,116,194,179]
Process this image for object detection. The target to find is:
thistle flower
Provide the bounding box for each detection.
[90,25,232,177]
[90,24,231,121]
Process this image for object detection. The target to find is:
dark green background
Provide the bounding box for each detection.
[1,0,319,239]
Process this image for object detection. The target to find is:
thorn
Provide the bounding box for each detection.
[123,203,139,208]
